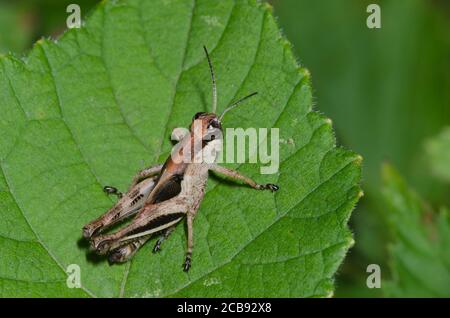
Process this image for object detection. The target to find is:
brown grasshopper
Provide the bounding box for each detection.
[82,47,279,271]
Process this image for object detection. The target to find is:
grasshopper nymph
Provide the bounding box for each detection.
[82,46,279,271]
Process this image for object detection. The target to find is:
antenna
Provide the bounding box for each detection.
[219,92,258,121]
[203,46,217,114]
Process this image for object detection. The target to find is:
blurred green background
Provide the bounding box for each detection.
[272,0,450,297]
[1,0,449,297]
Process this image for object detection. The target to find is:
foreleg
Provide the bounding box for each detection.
[82,176,157,239]
[152,226,176,253]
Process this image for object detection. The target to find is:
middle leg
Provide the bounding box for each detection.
[90,197,187,255]
[153,226,176,253]
[109,224,178,263]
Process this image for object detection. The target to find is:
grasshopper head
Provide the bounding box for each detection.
[191,112,222,143]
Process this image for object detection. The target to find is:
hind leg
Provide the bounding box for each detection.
[90,197,187,255]
[82,176,157,239]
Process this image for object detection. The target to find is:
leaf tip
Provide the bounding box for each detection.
[301,67,311,79]
[355,154,363,165]
[357,190,364,199]
[33,37,52,52]
[259,0,274,13]
[347,235,355,248]
[35,38,45,46]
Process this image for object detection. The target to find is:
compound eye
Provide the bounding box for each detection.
[193,112,206,120]
[208,119,220,129]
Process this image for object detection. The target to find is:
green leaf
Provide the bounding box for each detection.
[381,164,450,297]
[0,0,361,297]
[425,127,450,183]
